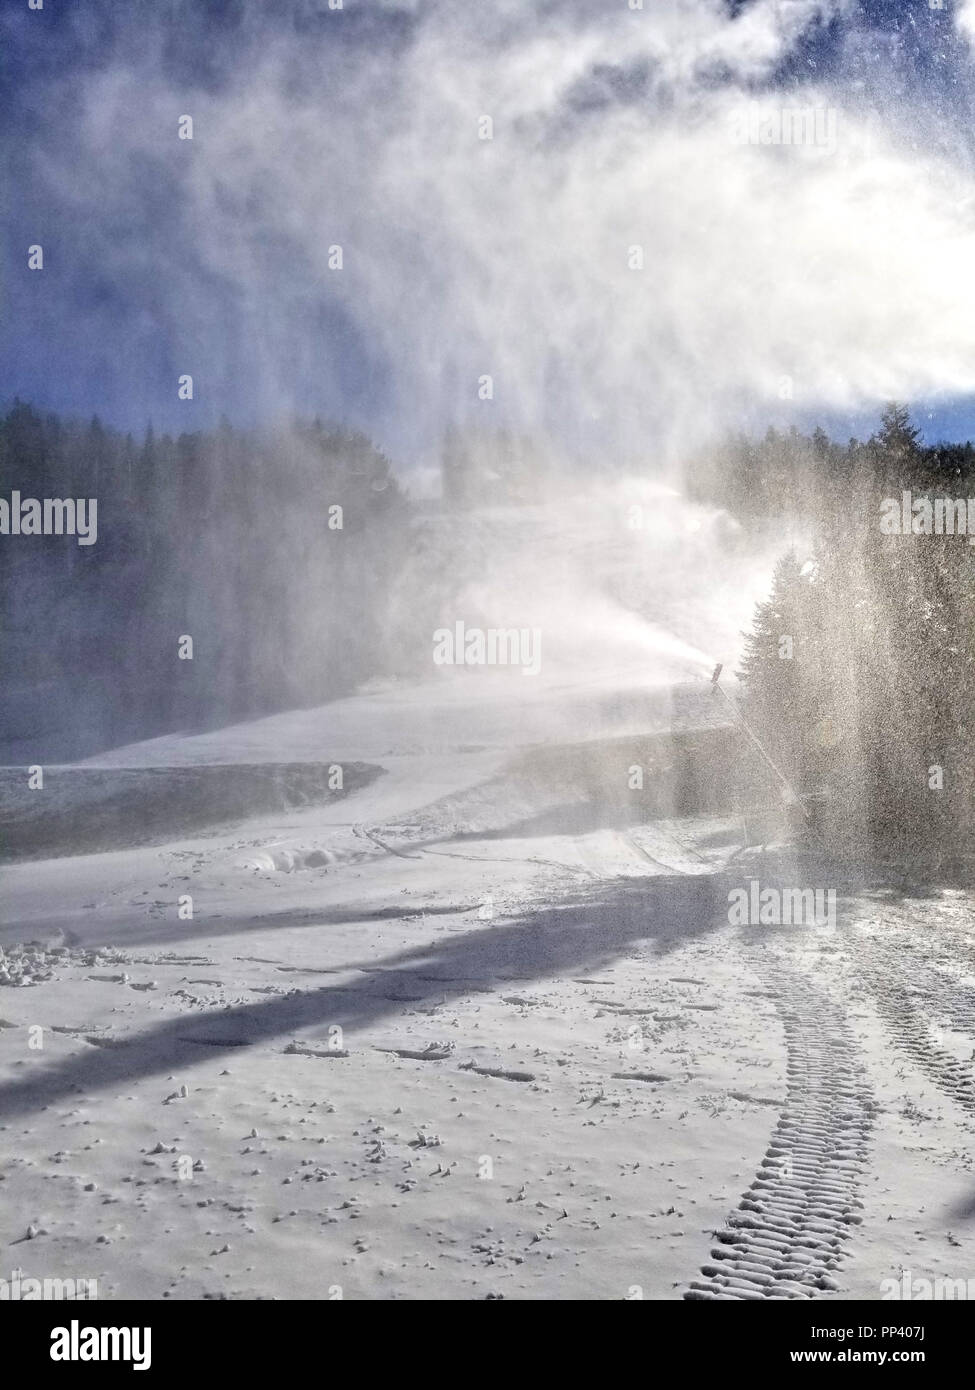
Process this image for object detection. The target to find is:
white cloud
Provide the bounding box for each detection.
[957,0,975,41]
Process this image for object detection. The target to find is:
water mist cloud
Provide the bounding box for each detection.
[12,0,975,468]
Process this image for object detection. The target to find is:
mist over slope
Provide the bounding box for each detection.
[386,480,782,690]
[0,399,784,765]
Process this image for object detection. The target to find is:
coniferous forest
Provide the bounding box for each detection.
[724,405,975,874]
[0,402,409,761]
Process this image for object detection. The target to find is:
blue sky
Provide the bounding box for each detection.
[6,0,975,466]
[2,0,400,439]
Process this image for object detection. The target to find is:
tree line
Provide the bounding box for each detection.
[0,402,410,760]
[730,405,975,875]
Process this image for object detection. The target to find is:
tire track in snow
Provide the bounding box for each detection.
[856,936,975,1112]
[685,954,874,1300]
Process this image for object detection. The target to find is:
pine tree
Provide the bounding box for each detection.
[873,403,921,487]
[876,402,921,454]
[738,551,814,780]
